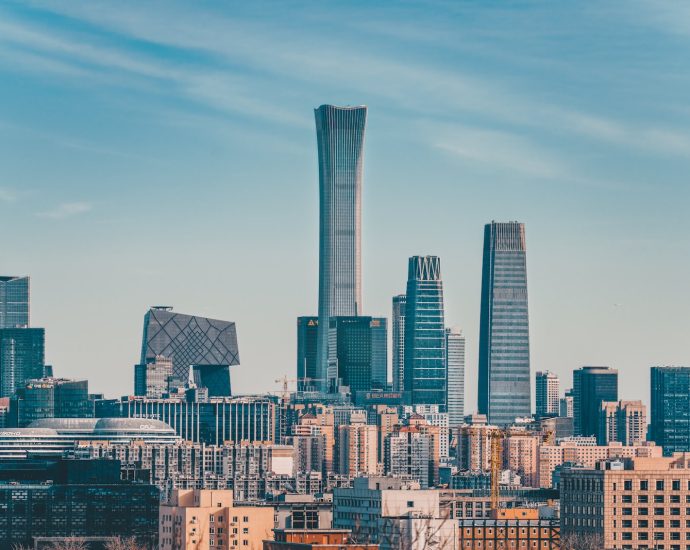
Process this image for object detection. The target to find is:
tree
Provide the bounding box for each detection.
[48,539,89,550]
[104,537,149,550]
[560,532,606,550]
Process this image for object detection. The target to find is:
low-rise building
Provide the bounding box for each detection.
[458,509,559,549]
[264,529,378,550]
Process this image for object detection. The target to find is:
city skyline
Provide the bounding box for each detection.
[1,2,689,409]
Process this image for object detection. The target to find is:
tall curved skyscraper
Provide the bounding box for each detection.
[478,221,531,425]
[314,104,367,391]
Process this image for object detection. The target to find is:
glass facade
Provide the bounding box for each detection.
[0,328,45,398]
[315,105,367,391]
[11,377,92,427]
[446,327,465,426]
[190,364,232,396]
[392,294,406,392]
[478,222,531,425]
[370,317,387,390]
[650,366,690,456]
[296,316,319,391]
[327,316,383,393]
[572,365,618,438]
[140,307,239,386]
[0,276,29,329]
[404,256,446,407]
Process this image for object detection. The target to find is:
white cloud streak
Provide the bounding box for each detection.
[37,201,93,220]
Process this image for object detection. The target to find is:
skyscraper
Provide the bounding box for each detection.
[0,328,45,398]
[572,366,618,437]
[650,366,690,455]
[314,104,367,391]
[392,295,406,392]
[535,371,560,418]
[404,256,446,407]
[445,327,465,426]
[478,222,531,426]
[598,400,646,446]
[370,317,388,390]
[0,276,29,329]
[140,307,239,387]
[296,316,319,391]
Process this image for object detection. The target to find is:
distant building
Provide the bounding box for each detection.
[134,355,173,398]
[391,295,406,392]
[598,400,646,446]
[140,306,239,387]
[266,529,378,550]
[504,428,540,488]
[159,489,274,550]
[0,327,45,397]
[370,318,387,390]
[10,377,92,427]
[297,316,319,391]
[456,420,500,472]
[458,509,559,549]
[478,222,531,426]
[573,366,618,437]
[559,389,574,418]
[404,256,446,407]
[650,366,690,455]
[0,276,29,329]
[445,327,465,426]
[190,364,232,396]
[535,371,559,418]
[561,453,690,549]
[337,422,378,476]
[384,429,432,488]
[315,105,367,391]
[0,458,159,548]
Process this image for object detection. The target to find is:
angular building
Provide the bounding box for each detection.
[190,364,232,397]
[140,306,239,387]
[0,276,30,329]
[392,294,406,392]
[535,371,560,419]
[650,366,690,455]
[404,256,446,408]
[445,327,465,426]
[572,366,618,437]
[0,327,45,397]
[296,316,319,391]
[478,222,531,426]
[314,105,367,391]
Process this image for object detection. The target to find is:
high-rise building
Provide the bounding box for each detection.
[10,377,93,427]
[0,327,45,397]
[392,294,406,392]
[573,366,618,437]
[598,400,647,446]
[337,422,378,476]
[384,429,432,488]
[650,366,690,455]
[478,222,531,426]
[559,389,574,418]
[134,355,172,398]
[327,316,386,394]
[296,316,319,391]
[140,306,239,387]
[0,276,29,329]
[535,371,559,418]
[404,256,446,408]
[445,327,465,426]
[190,364,232,396]
[314,105,367,391]
[370,317,387,390]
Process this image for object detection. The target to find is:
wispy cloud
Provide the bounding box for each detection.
[0,187,18,203]
[37,201,92,220]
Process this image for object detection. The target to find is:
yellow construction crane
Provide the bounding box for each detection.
[490,429,504,513]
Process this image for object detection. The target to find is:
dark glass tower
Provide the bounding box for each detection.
[572,365,618,437]
[0,328,45,398]
[404,256,446,407]
[314,105,367,392]
[296,316,319,391]
[478,222,530,425]
[370,317,388,390]
[650,366,690,456]
[0,276,30,329]
[392,294,406,392]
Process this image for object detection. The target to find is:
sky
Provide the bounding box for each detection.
[1,1,689,411]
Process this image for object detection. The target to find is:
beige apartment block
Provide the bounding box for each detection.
[561,453,690,549]
[159,489,274,550]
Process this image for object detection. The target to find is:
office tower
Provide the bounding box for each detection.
[0,328,45,397]
[327,316,386,394]
[314,104,367,391]
[535,371,559,418]
[190,364,232,397]
[392,294,406,392]
[10,377,93,427]
[572,366,618,437]
[650,366,690,455]
[134,355,172,398]
[140,306,239,387]
[404,256,446,407]
[296,316,319,391]
[598,400,647,446]
[370,317,387,389]
[559,389,574,418]
[478,222,531,426]
[0,276,30,329]
[445,327,465,426]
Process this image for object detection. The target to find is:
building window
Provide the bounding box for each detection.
[657,480,665,491]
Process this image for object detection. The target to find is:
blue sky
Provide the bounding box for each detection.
[1,1,689,409]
